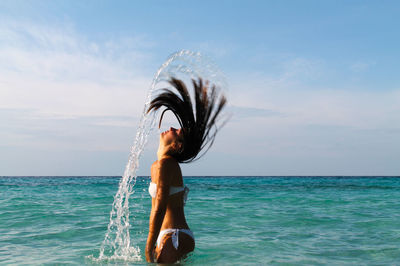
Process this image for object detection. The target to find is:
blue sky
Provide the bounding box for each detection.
[0,1,399,176]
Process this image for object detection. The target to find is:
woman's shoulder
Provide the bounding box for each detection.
[156,156,179,168]
[156,157,181,182]
[152,157,179,175]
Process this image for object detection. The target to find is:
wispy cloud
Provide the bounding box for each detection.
[212,55,400,175]
[0,20,156,155]
[349,61,376,73]
[228,55,400,129]
[225,105,282,120]
[0,20,154,117]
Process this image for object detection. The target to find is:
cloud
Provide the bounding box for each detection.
[211,56,400,174]
[0,20,154,118]
[0,20,158,156]
[0,107,140,152]
[227,55,400,129]
[225,105,282,120]
[349,61,376,73]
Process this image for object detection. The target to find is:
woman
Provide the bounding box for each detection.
[145,77,227,263]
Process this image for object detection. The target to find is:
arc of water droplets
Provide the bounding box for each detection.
[95,50,228,262]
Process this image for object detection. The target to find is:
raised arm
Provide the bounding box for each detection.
[145,158,173,262]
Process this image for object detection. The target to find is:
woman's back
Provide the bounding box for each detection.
[150,157,189,230]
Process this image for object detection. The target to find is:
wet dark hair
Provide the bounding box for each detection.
[146,77,227,163]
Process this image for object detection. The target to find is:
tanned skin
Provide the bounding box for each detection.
[145,127,195,263]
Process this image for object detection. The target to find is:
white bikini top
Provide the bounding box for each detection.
[148,182,189,205]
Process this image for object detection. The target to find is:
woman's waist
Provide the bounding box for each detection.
[160,222,190,231]
[161,210,189,230]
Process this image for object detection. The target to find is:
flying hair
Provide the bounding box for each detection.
[146,77,227,163]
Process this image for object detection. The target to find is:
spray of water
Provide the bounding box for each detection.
[91,50,229,262]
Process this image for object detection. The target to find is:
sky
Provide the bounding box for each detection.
[0,0,399,176]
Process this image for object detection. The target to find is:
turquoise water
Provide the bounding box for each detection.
[1,176,400,265]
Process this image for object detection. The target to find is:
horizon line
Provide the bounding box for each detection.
[1,175,399,178]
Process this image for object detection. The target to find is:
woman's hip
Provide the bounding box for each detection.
[155,228,195,263]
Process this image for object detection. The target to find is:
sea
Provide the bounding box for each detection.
[1,176,399,265]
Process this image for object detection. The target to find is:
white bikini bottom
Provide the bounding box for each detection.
[156,228,195,250]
